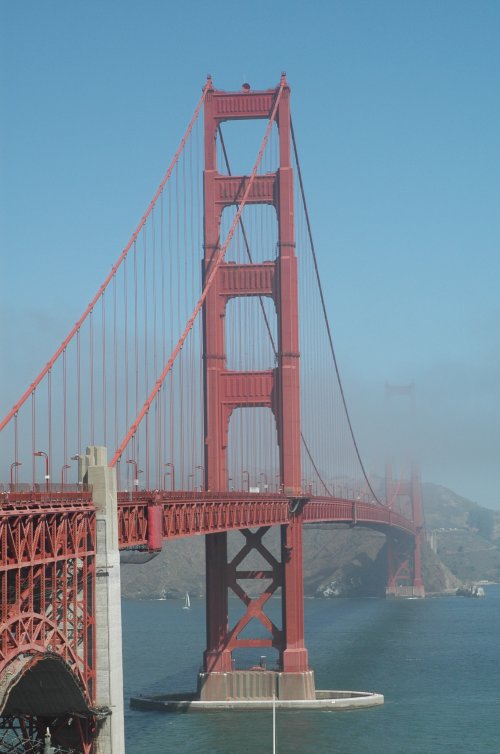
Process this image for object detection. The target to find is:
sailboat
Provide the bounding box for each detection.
[182,591,191,610]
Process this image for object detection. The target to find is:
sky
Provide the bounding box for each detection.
[1,0,499,508]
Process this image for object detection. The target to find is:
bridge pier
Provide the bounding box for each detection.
[197,669,316,703]
[200,77,315,702]
[385,531,425,599]
[83,446,125,754]
[200,507,315,702]
[385,463,425,599]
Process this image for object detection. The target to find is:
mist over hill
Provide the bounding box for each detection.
[120,482,500,600]
[422,483,500,583]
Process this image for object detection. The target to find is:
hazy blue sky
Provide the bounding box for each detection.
[1,1,499,507]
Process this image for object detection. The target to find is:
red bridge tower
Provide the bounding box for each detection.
[200,76,314,700]
[384,383,425,598]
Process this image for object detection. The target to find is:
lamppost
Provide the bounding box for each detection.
[71,455,82,486]
[259,472,268,492]
[242,469,250,492]
[61,464,71,489]
[126,459,139,492]
[10,461,21,492]
[188,473,194,491]
[164,462,175,491]
[196,465,205,491]
[34,451,50,492]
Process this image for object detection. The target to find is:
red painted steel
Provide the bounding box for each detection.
[116,488,416,676]
[3,492,416,552]
[202,76,310,674]
[0,491,96,752]
[221,526,284,659]
[116,492,416,549]
[385,465,424,593]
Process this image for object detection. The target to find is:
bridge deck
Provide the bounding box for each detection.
[1,490,416,551]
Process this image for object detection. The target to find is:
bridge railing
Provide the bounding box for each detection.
[116,491,416,549]
[0,488,93,508]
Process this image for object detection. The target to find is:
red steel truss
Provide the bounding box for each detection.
[116,491,416,548]
[0,491,96,752]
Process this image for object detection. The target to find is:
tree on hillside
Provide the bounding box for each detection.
[467,507,494,539]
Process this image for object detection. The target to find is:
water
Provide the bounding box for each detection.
[123,586,500,753]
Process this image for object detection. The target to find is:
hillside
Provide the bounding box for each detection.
[120,483,500,599]
[422,483,500,583]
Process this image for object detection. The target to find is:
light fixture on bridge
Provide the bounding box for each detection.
[33,450,50,492]
[126,459,140,490]
[61,464,71,489]
[71,454,83,486]
[196,465,205,491]
[10,461,22,492]
[164,462,175,491]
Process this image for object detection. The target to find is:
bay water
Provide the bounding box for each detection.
[123,585,500,753]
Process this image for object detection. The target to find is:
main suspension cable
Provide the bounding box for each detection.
[291,118,382,505]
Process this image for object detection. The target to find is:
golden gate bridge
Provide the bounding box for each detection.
[0,75,423,753]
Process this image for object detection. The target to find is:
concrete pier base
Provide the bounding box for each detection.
[197,669,316,702]
[83,446,125,754]
[278,671,316,700]
[130,688,384,712]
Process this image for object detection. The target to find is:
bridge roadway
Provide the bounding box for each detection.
[1,488,415,548]
[117,490,416,547]
[118,491,415,549]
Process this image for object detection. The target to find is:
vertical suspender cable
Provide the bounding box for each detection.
[63,349,67,476]
[102,292,107,447]
[31,392,36,485]
[0,83,209,436]
[47,369,52,485]
[77,329,81,455]
[113,273,118,456]
[110,79,286,467]
[89,309,94,445]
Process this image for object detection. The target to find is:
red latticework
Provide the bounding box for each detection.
[116,491,416,549]
[0,492,96,752]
